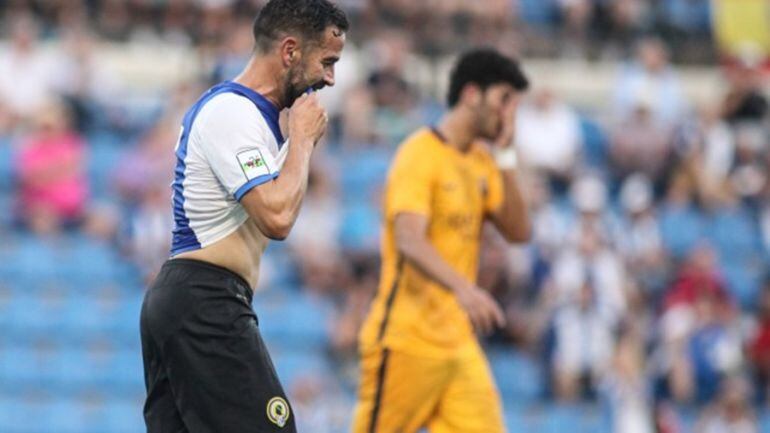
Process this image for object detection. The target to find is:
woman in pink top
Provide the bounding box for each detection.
[15,99,89,233]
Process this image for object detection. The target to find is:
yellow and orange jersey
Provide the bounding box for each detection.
[359,127,504,358]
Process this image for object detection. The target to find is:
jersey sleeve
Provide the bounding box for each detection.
[195,94,280,201]
[385,139,435,219]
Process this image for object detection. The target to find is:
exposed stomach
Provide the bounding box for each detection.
[173,219,268,289]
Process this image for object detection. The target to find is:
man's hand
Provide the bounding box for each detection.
[493,94,519,149]
[453,284,506,335]
[288,93,328,146]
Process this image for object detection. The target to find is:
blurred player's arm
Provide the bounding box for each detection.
[241,93,327,240]
[394,213,504,334]
[487,96,531,243]
[488,169,530,243]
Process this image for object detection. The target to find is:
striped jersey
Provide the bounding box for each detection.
[169,81,288,256]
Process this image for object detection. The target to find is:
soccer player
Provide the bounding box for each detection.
[139,1,348,432]
[352,49,531,433]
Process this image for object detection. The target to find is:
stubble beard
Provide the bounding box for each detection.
[283,65,305,108]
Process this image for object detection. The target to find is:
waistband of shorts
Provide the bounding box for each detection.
[162,258,252,300]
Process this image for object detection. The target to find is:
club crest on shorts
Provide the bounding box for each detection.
[266,396,290,428]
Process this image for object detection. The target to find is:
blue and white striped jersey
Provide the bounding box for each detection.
[169,81,288,256]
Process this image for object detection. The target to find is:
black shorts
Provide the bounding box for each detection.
[140,258,296,433]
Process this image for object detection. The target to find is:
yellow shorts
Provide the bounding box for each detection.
[352,342,505,433]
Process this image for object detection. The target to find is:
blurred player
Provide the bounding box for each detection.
[353,49,531,433]
[139,1,347,432]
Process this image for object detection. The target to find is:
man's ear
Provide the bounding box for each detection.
[459,84,482,108]
[279,36,300,67]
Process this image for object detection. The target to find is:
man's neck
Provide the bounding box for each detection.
[436,108,476,153]
[233,55,285,109]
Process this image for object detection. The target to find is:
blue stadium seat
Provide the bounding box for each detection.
[337,149,391,205]
[0,347,40,392]
[707,206,762,265]
[59,296,113,339]
[101,349,145,394]
[659,204,704,258]
[96,398,144,433]
[579,116,609,169]
[105,293,144,347]
[340,203,381,251]
[0,397,42,433]
[47,348,100,393]
[4,235,58,286]
[270,348,331,390]
[505,405,539,432]
[542,405,582,433]
[546,404,605,433]
[721,261,763,310]
[87,143,124,199]
[488,348,543,403]
[662,0,711,32]
[256,294,333,350]
[41,397,93,433]
[0,141,15,191]
[759,408,770,433]
[3,293,67,341]
[517,0,558,27]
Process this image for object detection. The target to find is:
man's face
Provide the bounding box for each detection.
[284,26,345,106]
[475,83,517,140]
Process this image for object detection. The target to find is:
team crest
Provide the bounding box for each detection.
[266,396,290,428]
[479,178,488,197]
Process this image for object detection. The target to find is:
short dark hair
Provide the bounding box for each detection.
[447,48,529,107]
[253,0,349,51]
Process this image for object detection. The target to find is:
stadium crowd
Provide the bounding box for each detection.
[0,1,769,432]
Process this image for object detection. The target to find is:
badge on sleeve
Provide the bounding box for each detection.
[237,149,271,180]
[266,396,290,428]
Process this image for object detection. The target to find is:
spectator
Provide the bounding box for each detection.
[528,172,572,261]
[549,206,628,325]
[728,124,768,208]
[209,17,253,83]
[556,0,593,56]
[289,374,351,433]
[687,290,743,403]
[748,280,770,404]
[287,164,347,294]
[329,255,378,377]
[552,279,615,401]
[14,99,89,234]
[602,324,655,433]
[125,184,173,282]
[721,62,768,125]
[615,173,668,295]
[696,377,758,433]
[679,105,735,200]
[0,14,66,125]
[662,245,732,320]
[610,100,673,182]
[547,175,628,325]
[113,118,177,206]
[516,87,582,183]
[57,27,122,132]
[366,70,422,147]
[612,38,686,126]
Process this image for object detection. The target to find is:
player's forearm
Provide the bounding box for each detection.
[397,236,472,294]
[493,169,531,243]
[248,140,313,239]
[271,138,313,210]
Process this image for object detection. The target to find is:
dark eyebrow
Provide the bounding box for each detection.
[323,55,340,64]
